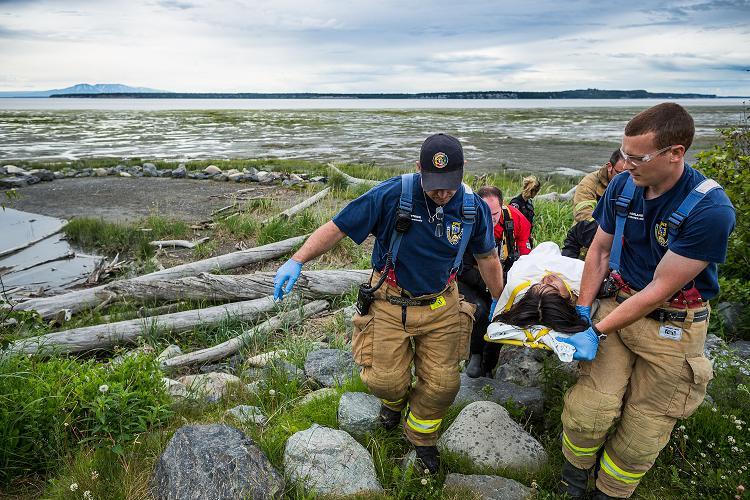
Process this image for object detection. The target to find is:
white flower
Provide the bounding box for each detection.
[701,452,706,458]
[678,425,686,431]
[732,446,739,452]
[729,436,736,444]
[684,434,689,440]
[697,439,702,444]
[99,384,109,393]
[711,407,717,412]
[691,480,696,485]
[268,389,276,396]
[70,483,79,492]
[420,478,428,485]
[91,470,99,480]
[738,425,743,431]
[721,475,727,480]
[424,468,430,474]
[83,491,93,500]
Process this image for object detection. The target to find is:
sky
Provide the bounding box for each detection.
[0,0,748,95]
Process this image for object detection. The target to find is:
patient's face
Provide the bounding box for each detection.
[538,274,571,300]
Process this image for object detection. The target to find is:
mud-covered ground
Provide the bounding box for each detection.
[4,177,305,223]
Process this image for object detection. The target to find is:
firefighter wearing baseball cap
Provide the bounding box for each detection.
[274,133,504,473]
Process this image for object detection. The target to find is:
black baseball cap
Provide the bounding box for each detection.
[419,133,464,191]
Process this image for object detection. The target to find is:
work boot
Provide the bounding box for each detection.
[559,458,589,498]
[592,488,621,499]
[378,405,401,430]
[465,353,483,378]
[414,445,440,474]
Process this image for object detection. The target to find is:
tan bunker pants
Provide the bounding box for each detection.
[561,294,713,498]
[352,275,475,446]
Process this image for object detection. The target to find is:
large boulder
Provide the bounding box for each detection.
[0,176,29,189]
[204,165,222,175]
[264,358,307,384]
[226,405,267,425]
[172,164,187,179]
[284,424,382,496]
[304,349,357,387]
[716,302,746,335]
[443,473,533,500]
[454,373,544,416]
[730,340,750,360]
[438,401,547,473]
[494,348,545,387]
[151,424,284,500]
[5,165,28,175]
[177,372,241,403]
[337,392,381,437]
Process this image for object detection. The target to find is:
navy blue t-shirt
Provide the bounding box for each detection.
[332,174,496,296]
[593,166,735,300]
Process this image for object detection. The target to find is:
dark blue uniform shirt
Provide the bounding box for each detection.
[593,166,735,300]
[332,174,496,296]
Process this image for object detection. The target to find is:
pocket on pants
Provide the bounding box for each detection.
[352,313,375,367]
[666,355,714,419]
[457,300,476,362]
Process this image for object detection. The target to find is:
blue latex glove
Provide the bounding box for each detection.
[576,305,592,325]
[273,258,303,301]
[559,327,600,361]
[488,298,498,321]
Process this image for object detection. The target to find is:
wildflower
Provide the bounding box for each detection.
[729,436,736,445]
[708,443,714,448]
[738,484,745,493]
[70,483,79,492]
[701,452,706,458]
[83,491,93,500]
[742,465,747,471]
[691,480,696,485]
[268,389,276,396]
[678,425,686,431]
[737,425,743,431]
[91,470,99,480]
[732,446,739,453]
[64,422,69,427]
[99,384,109,393]
[712,407,718,412]
[424,468,430,474]
[684,434,689,440]
[722,475,727,480]
[531,480,538,489]
[697,439,702,444]
[420,478,428,485]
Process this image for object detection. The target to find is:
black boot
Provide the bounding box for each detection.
[559,458,590,498]
[414,445,440,474]
[378,404,401,430]
[592,488,621,499]
[465,353,483,378]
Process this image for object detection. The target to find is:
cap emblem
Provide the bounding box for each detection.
[433,152,448,169]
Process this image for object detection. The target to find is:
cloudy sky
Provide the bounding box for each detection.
[1,0,748,94]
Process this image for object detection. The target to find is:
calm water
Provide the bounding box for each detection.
[0,98,744,174]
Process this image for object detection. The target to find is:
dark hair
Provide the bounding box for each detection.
[609,149,623,166]
[496,284,589,333]
[624,102,694,152]
[477,185,503,205]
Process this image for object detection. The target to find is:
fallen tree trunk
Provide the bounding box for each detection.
[161,300,329,369]
[264,187,331,224]
[4,296,279,356]
[536,186,577,202]
[149,237,210,249]
[15,234,308,320]
[107,269,370,303]
[328,164,379,187]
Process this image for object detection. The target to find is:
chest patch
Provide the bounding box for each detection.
[447,221,462,245]
[654,221,668,247]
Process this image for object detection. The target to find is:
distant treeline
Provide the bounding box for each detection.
[51,89,717,99]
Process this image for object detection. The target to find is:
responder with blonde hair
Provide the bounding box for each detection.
[558,103,736,498]
[274,133,504,474]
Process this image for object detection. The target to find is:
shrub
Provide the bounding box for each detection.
[694,111,750,281]
[0,353,172,484]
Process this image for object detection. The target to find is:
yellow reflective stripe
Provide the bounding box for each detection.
[406,413,442,434]
[575,200,598,213]
[381,397,405,406]
[562,432,601,457]
[599,450,646,484]
[502,280,532,312]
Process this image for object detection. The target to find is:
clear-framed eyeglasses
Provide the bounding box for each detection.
[619,145,676,166]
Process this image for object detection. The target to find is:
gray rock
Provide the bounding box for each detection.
[494,347,545,387]
[53,171,65,179]
[119,171,132,178]
[29,169,55,181]
[226,405,267,425]
[0,176,29,189]
[443,473,533,500]
[5,165,27,175]
[152,424,284,500]
[310,176,327,183]
[284,424,383,496]
[213,174,229,182]
[438,401,547,473]
[142,163,159,177]
[337,392,381,437]
[198,353,244,375]
[24,175,41,185]
[704,334,728,361]
[156,344,182,363]
[159,169,172,177]
[162,378,189,399]
[304,349,357,387]
[204,165,222,175]
[717,302,746,335]
[730,340,750,359]
[256,171,274,184]
[264,358,307,383]
[177,372,242,403]
[172,164,187,179]
[93,168,109,177]
[244,166,258,175]
[228,172,244,182]
[454,372,544,416]
[299,387,338,405]
[245,381,263,394]
[340,304,357,336]
[0,166,6,175]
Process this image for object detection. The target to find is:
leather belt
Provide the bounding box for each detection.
[386,295,439,307]
[615,295,709,323]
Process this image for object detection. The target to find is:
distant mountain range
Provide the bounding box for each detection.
[0,83,163,97]
[0,83,727,99]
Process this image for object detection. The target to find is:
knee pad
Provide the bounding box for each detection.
[363,367,410,400]
[610,403,674,466]
[420,367,460,408]
[562,383,623,436]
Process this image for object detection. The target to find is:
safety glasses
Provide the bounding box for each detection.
[619,145,676,166]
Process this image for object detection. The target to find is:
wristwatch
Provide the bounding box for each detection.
[592,323,607,341]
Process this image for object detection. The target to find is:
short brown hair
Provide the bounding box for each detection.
[624,102,695,151]
[477,185,502,204]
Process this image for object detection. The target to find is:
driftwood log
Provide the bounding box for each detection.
[161,300,329,369]
[264,187,331,224]
[15,234,308,320]
[106,269,370,303]
[535,186,577,202]
[149,237,210,249]
[4,296,279,356]
[327,164,379,187]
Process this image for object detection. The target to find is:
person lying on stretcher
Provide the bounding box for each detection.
[486,241,590,362]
